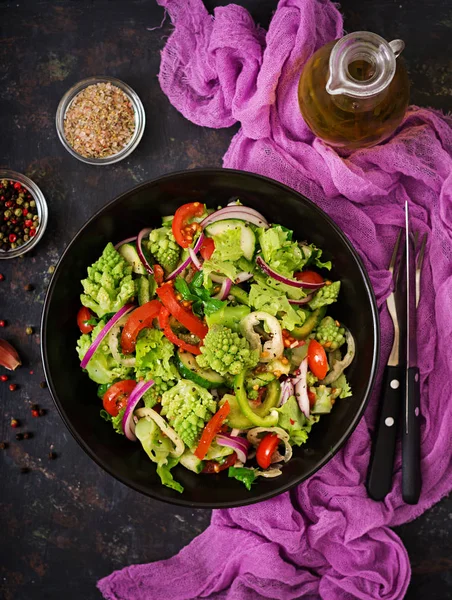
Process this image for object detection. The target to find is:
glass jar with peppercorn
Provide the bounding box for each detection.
[0,170,48,259]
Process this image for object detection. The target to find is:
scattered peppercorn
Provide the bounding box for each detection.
[40,381,47,389]
[31,403,39,411]
[0,320,5,327]
[24,283,34,291]
[9,383,17,391]
[15,433,23,441]
[0,441,8,450]
[23,432,32,440]
[0,374,8,382]
[48,451,57,460]
[25,326,33,335]
[10,418,19,428]
[38,408,46,417]
[20,467,29,474]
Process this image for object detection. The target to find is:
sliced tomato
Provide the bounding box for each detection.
[202,452,236,474]
[103,380,136,417]
[172,202,205,248]
[153,264,164,285]
[158,306,202,355]
[256,433,279,469]
[199,237,215,260]
[294,270,324,285]
[156,282,208,339]
[307,339,328,380]
[120,300,161,354]
[195,401,231,460]
[308,390,317,408]
[77,306,94,334]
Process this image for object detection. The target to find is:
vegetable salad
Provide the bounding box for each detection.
[76,202,355,493]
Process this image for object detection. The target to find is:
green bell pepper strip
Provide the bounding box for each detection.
[233,370,280,427]
[206,304,250,332]
[229,285,250,306]
[291,306,327,340]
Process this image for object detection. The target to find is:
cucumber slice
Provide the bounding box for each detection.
[180,450,204,474]
[118,243,147,275]
[205,219,256,261]
[175,350,224,389]
[136,276,150,306]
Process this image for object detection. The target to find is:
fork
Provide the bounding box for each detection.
[367,230,405,501]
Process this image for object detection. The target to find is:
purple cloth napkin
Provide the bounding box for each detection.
[99,1,452,598]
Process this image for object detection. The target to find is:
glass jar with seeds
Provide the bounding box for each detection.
[0,170,48,259]
[56,76,146,165]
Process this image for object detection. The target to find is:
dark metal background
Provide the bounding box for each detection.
[0,1,451,598]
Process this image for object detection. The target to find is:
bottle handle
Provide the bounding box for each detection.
[389,40,405,58]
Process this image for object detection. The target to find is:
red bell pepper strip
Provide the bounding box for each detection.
[158,306,202,355]
[156,282,208,339]
[120,300,161,354]
[195,401,231,460]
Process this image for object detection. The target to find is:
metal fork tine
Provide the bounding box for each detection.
[389,230,402,275]
[394,240,406,292]
[415,233,427,308]
[417,233,427,270]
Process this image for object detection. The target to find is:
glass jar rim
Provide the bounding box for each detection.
[55,76,146,166]
[0,170,48,259]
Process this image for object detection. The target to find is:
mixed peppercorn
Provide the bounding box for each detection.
[0,179,40,252]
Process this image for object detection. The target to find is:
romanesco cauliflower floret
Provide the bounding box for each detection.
[315,316,346,351]
[142,377,177,408]
[308,281,341,310]
[196,325,259,377]
[160,380,216,448]
[80,243,135,317]
[148,227,181,273]
[76,320,133,384]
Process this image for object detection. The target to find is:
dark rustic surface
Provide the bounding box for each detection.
[0,1,451,598]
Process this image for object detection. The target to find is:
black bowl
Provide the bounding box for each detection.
[41,169,379,508]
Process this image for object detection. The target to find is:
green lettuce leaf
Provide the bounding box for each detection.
[301,243,332,271]
[276,396,318,446]
[135,417,183,493]
[331,374,352,399]
[248,280,304,331]
[99,407,125,435]
[210,227,243,262]
[228,466,257,491]
[202,256,238,287]
[258,226,303,277]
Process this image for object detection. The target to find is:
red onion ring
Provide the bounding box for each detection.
[189,247,202,270]
[114,236,137,250]
[122,379,155,441]
[293,358,310,418]
[201,206,269,229]
[166,233,205,280]
[278,379,295,407]
[213,278,232,300]
[80,303,135,369]
[256,256,325,290]
[216,434,251,464]
[137,228,154,275]
[288,294,314,305]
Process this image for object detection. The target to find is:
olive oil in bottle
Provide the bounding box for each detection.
[298,32,410,150]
